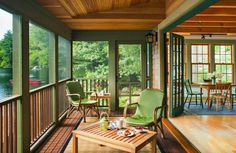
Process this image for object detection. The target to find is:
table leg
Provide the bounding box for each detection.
[207,88,210,110]
[108,98,111,115]
[151,137,157,153]
[229,89,232,110]
[72,133,78,153]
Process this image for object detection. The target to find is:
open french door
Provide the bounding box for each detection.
[169,33,185,117]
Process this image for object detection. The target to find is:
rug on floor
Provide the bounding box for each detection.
[184,102,236,115]
[63,117,161,153]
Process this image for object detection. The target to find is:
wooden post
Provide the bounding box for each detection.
[54,35,59,123]
[109,40,116,111]
[21,16,30,153]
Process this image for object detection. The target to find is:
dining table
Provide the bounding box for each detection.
[196,82,234,110]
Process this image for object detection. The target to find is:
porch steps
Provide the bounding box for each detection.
[163,118,200,153]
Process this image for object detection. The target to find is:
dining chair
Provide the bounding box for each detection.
[231,85,236,109]
[184,79,203,108]
[210,83,231,111]
[123,89,165,138]
[66,81,100,122]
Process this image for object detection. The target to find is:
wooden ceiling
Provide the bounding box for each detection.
[36,0,165,30]
[173,0,236,35]
[36,0,236,33]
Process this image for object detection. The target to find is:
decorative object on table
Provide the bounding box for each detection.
[117,129,135,137]
[115,119,123,129]
[99,112,109,131]
[203,79,211,83]
[217,72,223,83]
[207,72,223,84]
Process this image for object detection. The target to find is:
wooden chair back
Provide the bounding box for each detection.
[215,83,231,96]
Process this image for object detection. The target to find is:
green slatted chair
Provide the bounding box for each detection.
[184,79,203,108]
[66,81,99,122]
[123,89,165,138]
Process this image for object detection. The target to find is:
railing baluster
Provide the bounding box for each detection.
[29,85,54,145]
[0,97,19,152]
[13,101,17,153]
[3,105,8,153]
[8,102,13,153]
[0,105,2,153]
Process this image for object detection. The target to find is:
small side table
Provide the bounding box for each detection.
[91,93,111,115]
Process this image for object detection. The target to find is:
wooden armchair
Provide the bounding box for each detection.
[123,89,165,138]
[66,81,99,122]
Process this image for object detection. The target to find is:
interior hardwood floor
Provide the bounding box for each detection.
[169,115,236,153]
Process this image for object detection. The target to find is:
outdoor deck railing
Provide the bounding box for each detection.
[77,78,109,94]
[0,95,19,153]
[77,78,109,107]
[30,84,54,145]
[58,79,70,117]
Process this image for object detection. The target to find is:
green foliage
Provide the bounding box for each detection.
[0,30,13,68]
[29,24,49,70]
[73,41,109,78]
[118,44,141,81]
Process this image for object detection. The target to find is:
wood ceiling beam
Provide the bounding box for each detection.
[198,8,236,16]
[172,27,236,34]
[178,22,236,28]
[67,13,165,19]
[65,20,160,30]
[165,0,186,17]
[210,0,236,8]
[187,16,236,22]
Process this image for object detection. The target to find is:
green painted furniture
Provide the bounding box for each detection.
[184,79,203,108]
[66,81,99,122]
[123,89,165,138]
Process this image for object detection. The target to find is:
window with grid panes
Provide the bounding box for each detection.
[191,45,209,83]
[214,45,233,82]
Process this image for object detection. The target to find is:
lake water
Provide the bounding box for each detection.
[0,74,12,100]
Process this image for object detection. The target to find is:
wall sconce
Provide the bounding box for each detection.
[145,32,154,43]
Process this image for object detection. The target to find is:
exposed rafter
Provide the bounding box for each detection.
[173,0,236,35]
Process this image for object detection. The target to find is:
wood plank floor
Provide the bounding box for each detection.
[169,115,236,153]
[37,110,187,153]
[37,111,82,153]
[64,117,161,153]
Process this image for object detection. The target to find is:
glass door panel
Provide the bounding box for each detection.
[117,44,142,107]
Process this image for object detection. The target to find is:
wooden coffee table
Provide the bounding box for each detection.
[72,122,157,153]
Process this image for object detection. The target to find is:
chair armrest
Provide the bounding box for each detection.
[66,93,81,99]
[123,102,138,118]
[153,106,164,124]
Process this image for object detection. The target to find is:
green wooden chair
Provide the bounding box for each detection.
[123,89,165,138]
[184,79,203,108]
[66,81,99,122]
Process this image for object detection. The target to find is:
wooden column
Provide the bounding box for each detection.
[54,35,59,123]
[108,40,116,111]
[21,16,30,153]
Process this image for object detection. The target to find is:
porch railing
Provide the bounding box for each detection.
[77,78,109,107]
[30,84,54,145]
[77,78,109,94]
[0,96,19,153]
[58,79,70,117]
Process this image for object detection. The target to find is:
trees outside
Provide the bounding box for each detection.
[118,44,141,82]
[73,41,109,79]
[29,23,50,87]
[0,30,12,68]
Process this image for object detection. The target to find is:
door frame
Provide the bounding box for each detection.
[169,33,185,117]
[115,40,147,110]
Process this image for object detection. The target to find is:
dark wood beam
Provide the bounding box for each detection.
[172,27,236,34]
